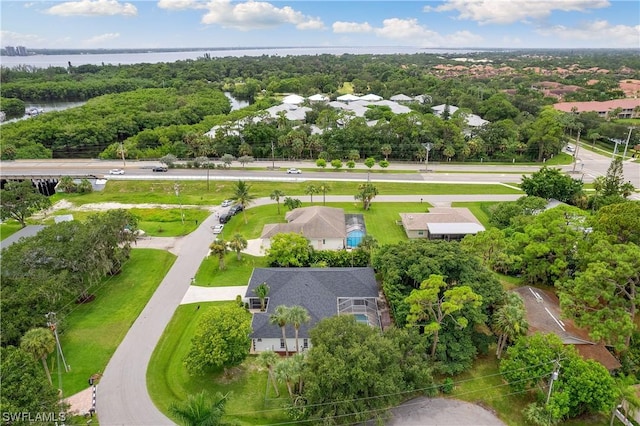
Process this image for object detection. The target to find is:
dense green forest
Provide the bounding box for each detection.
[0,50,638,160]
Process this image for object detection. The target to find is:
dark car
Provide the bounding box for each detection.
[218,213,232,224]
[229,204,244,215]
[152,166,168,172]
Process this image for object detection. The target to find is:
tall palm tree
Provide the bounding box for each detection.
[270,189,285,214]
[228,233,248,261]
[304,184,319,204]
[253,282,270,312]
[168,391,229,426]
[317,182,331,206]
[209,239,228,271]
[493,295,528,359]
[358,234,378,266]
[270,305,290,356]
[257,350,280,397]
[20,328,56,385]
[230,180,255,224]
[287,305,310,353]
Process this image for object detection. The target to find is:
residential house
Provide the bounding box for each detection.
[260,206,347,250]
[399,207,485,240]
[513,286,621,372]
[553,99,640,119]
[432,104,489,127]
[244,267,383,353]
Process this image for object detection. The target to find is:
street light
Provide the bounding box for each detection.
[622,127,634,160]
[422,142,433,172]
[271,140,275,170]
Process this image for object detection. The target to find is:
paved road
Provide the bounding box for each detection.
[96,207,224,425]
[2,151,637,185]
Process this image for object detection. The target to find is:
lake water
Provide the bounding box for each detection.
[0,46,482,69]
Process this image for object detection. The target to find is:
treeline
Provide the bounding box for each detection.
[1,51,638,160]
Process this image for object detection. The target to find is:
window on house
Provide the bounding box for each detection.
[303,338,308,348]
[280,339,285,349]
[418,231,424,235]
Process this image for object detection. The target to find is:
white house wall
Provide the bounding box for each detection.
[252,338,312,353]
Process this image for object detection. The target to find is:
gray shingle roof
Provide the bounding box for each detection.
[261,206,346,239]
[245,267,378,339]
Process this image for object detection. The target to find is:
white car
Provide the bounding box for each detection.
[212,224,224,234]
[286,168,302,174]
[109,169,125,175]
[221,200,233,207]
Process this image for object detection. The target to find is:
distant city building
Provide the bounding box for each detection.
[3,46,28,56]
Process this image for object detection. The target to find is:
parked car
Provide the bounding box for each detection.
[286,168,302,174]
[219,214,232,224]
[152,166,168,172]
[221,199,233,207]
[109,169,125,175]
[212,224,224,234]
[565,145,575,152]
[229,204,244,215]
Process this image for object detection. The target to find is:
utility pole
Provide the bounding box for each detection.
[622,127,633,161]
[271,140,275,170]
[572,129,581,174]
[422,142,433,172]
[546,360,560,405]
[46,312,70,373]
[174,182,184,224]
[119,140,126,168]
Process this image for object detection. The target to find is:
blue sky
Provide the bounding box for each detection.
[1,0,639,49]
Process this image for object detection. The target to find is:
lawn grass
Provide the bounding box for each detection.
[451,201,500,228]
[0,220,22,241]
[147,302,291,425]
[41,208,212,237]
[49,181,522,207]
[56,249,176,396]
[194,253,268,287]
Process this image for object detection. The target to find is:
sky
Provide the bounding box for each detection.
[1,0,639,50]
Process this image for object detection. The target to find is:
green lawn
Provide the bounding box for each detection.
[56,249,176,396]
[41,208,212,237]
[49,180,522,207]
[147,302,291,425]
[0,220,22,241]
[194,253,268,287]
[219,200,433,246]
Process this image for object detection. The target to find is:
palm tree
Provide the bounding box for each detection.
[168,391,229,426]
[354,182,379,210]
[209,239,228,270]
[358,234,378,266]
[270,305,290,356]
[270,190,285,214]
[20,328,56,385]
[317,182,331,206]
[287,305,310,353]
[257,350,280,397]
[493,295,528,359]
[274,357,296,399]
[381,144,392,161]
[230,180,255,224]
[253,282,270,312]
[304,184,319,204]
[228,233,248,261]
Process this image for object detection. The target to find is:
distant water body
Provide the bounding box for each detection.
[0,46,484,69]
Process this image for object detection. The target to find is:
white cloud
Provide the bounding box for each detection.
[536,20,640,47]
[333,21,373,33]
[83,32,121,46]
[196,0,323,31]
[46,0,137,17]
[425,0,610,24]
[372,18,483,47]
[156,0,205,10]
[0,30,46,46]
